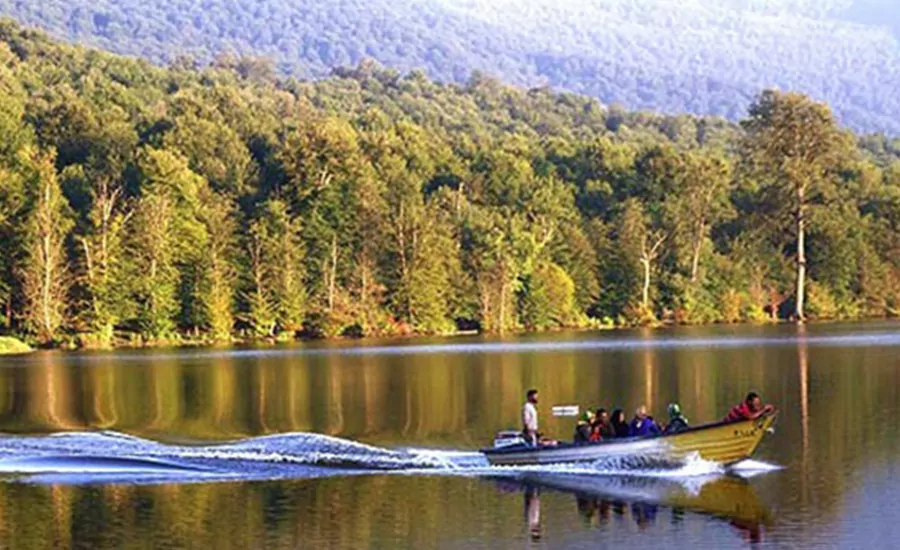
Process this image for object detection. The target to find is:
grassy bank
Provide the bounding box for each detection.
[0,336,32,355]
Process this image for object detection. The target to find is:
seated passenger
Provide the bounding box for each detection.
[573,410,594,443]
[725,392,775,423]
[629,405,661,437]
[663,403,689,434]
[610,408,630,438]
[591,408,614,441]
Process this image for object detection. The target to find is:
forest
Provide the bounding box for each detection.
[1,21,899,348]
[0,0,898,134]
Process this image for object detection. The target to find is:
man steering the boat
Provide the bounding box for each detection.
[726,391,775,422]
[522,389,540,446]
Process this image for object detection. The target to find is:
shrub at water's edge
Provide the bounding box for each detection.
[0,337,32,355]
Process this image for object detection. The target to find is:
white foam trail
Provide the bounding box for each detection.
[728,459,783,478]
[406,448,489,470]
[0,432,780,486]
[404,448,726,481]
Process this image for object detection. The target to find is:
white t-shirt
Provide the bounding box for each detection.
[522,402,538,432]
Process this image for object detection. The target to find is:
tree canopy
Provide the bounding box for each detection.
[0,22,899,346]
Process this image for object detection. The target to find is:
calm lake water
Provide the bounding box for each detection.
[0,322,899,548]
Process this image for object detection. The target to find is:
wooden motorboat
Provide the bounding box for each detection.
[482,413,776,467]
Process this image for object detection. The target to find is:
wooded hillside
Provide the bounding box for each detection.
[1,22,899,347]
[0,0,898,133]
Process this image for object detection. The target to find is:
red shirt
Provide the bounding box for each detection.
[726,402,753,422]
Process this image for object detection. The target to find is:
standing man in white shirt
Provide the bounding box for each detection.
[522,389,540,446]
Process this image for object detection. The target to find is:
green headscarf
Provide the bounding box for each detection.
[667,403,682,418]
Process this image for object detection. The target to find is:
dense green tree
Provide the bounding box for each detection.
[131,148,206,339]
[195,188,238,341]
[664,150,734,284]
[246,198,306,336]
[164,108,253,196]
[404,211,458,333]
[130,191,178,338]
[0,47,31,328]
[520,261,578,330]
[742,90,854,322]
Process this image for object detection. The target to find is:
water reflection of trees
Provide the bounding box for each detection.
[0,330,898,540]
[0,474,775,549]
[0,477,524,548]
[0,338,898,453]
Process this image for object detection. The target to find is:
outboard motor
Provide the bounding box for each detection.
[493,430,526,448]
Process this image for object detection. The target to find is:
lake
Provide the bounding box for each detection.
[0,322,898,548]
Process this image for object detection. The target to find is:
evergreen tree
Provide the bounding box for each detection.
[130,191,179,338]
[131,148,206,339]
[249,198,306,334]
[405,202,458,333]
[196,188,238,341]
[520,262,578,330]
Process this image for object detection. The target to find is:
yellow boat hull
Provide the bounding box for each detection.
[665,414,777,465]
[483,413,776,467]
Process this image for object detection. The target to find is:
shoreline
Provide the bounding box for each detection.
[4,316,894,355]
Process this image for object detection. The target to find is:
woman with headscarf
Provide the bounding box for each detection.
[610,408,630,438]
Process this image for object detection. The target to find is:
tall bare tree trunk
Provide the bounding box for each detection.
[498,275,507,335]
[690,221,706,283]
[639,232,665,311]
[640,256,651,309]
[41,232,52,338]
[795,199,806,323]
[328,234,337,312]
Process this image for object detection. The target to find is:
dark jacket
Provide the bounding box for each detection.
[611,419,630,438]
[629,416,661,437]
[595,420,615,439]
[663,416,689,435]
[573,422,592,444]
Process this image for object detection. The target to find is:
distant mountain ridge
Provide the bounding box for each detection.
[0,0,897,134]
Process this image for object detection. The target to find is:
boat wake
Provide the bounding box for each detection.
[0,431,775,485]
